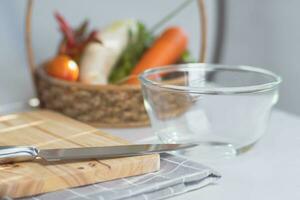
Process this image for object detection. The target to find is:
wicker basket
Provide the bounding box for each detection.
[25,0,207,128]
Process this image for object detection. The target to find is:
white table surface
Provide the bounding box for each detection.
[103,109,300,200]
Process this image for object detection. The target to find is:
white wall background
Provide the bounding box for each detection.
[0,0,299,115]
[221,0,300,115]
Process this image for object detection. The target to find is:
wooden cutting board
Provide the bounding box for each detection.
[0,110,160,198]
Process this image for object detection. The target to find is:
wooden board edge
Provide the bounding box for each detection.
[6,154,160,198]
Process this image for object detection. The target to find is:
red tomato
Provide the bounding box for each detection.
[46,55,79,81]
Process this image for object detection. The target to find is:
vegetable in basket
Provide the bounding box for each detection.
[126,26,188,85]
[46,55,79,81]
[55,12,99,63]
[79,19,140,84]
[46,3,194,84]
[108,22,153,84]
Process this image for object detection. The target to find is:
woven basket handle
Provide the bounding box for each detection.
[25,0,35,82]
[25,0,207,86]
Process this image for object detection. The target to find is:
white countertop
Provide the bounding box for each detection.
[103,109,300,200]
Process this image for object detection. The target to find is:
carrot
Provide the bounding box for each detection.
[126,26,188,84]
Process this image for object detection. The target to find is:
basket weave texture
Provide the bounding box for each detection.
[36,67,148,127]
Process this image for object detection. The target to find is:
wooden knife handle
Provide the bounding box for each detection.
[0,146,38,164]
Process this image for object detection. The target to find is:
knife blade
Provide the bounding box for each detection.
[0,143,198,164]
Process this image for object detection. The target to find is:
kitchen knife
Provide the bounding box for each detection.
[0,143,197,164]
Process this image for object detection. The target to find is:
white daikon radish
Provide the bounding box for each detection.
[80,19,138,84]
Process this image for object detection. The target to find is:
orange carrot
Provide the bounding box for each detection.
[126,26,188,84]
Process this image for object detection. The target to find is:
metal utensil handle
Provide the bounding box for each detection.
[0,146,39,164]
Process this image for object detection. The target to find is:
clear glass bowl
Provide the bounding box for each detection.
[139,64,281,159]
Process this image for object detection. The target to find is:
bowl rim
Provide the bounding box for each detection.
[139,63,282,95]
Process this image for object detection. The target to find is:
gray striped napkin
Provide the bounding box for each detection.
[19,153,220,200]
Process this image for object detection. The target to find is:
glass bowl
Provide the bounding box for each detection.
[139,64,281,159]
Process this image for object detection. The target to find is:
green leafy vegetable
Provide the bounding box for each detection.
[108,22,153,84]
[179,50,196,63]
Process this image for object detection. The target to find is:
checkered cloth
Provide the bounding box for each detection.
[18,154,220,200]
